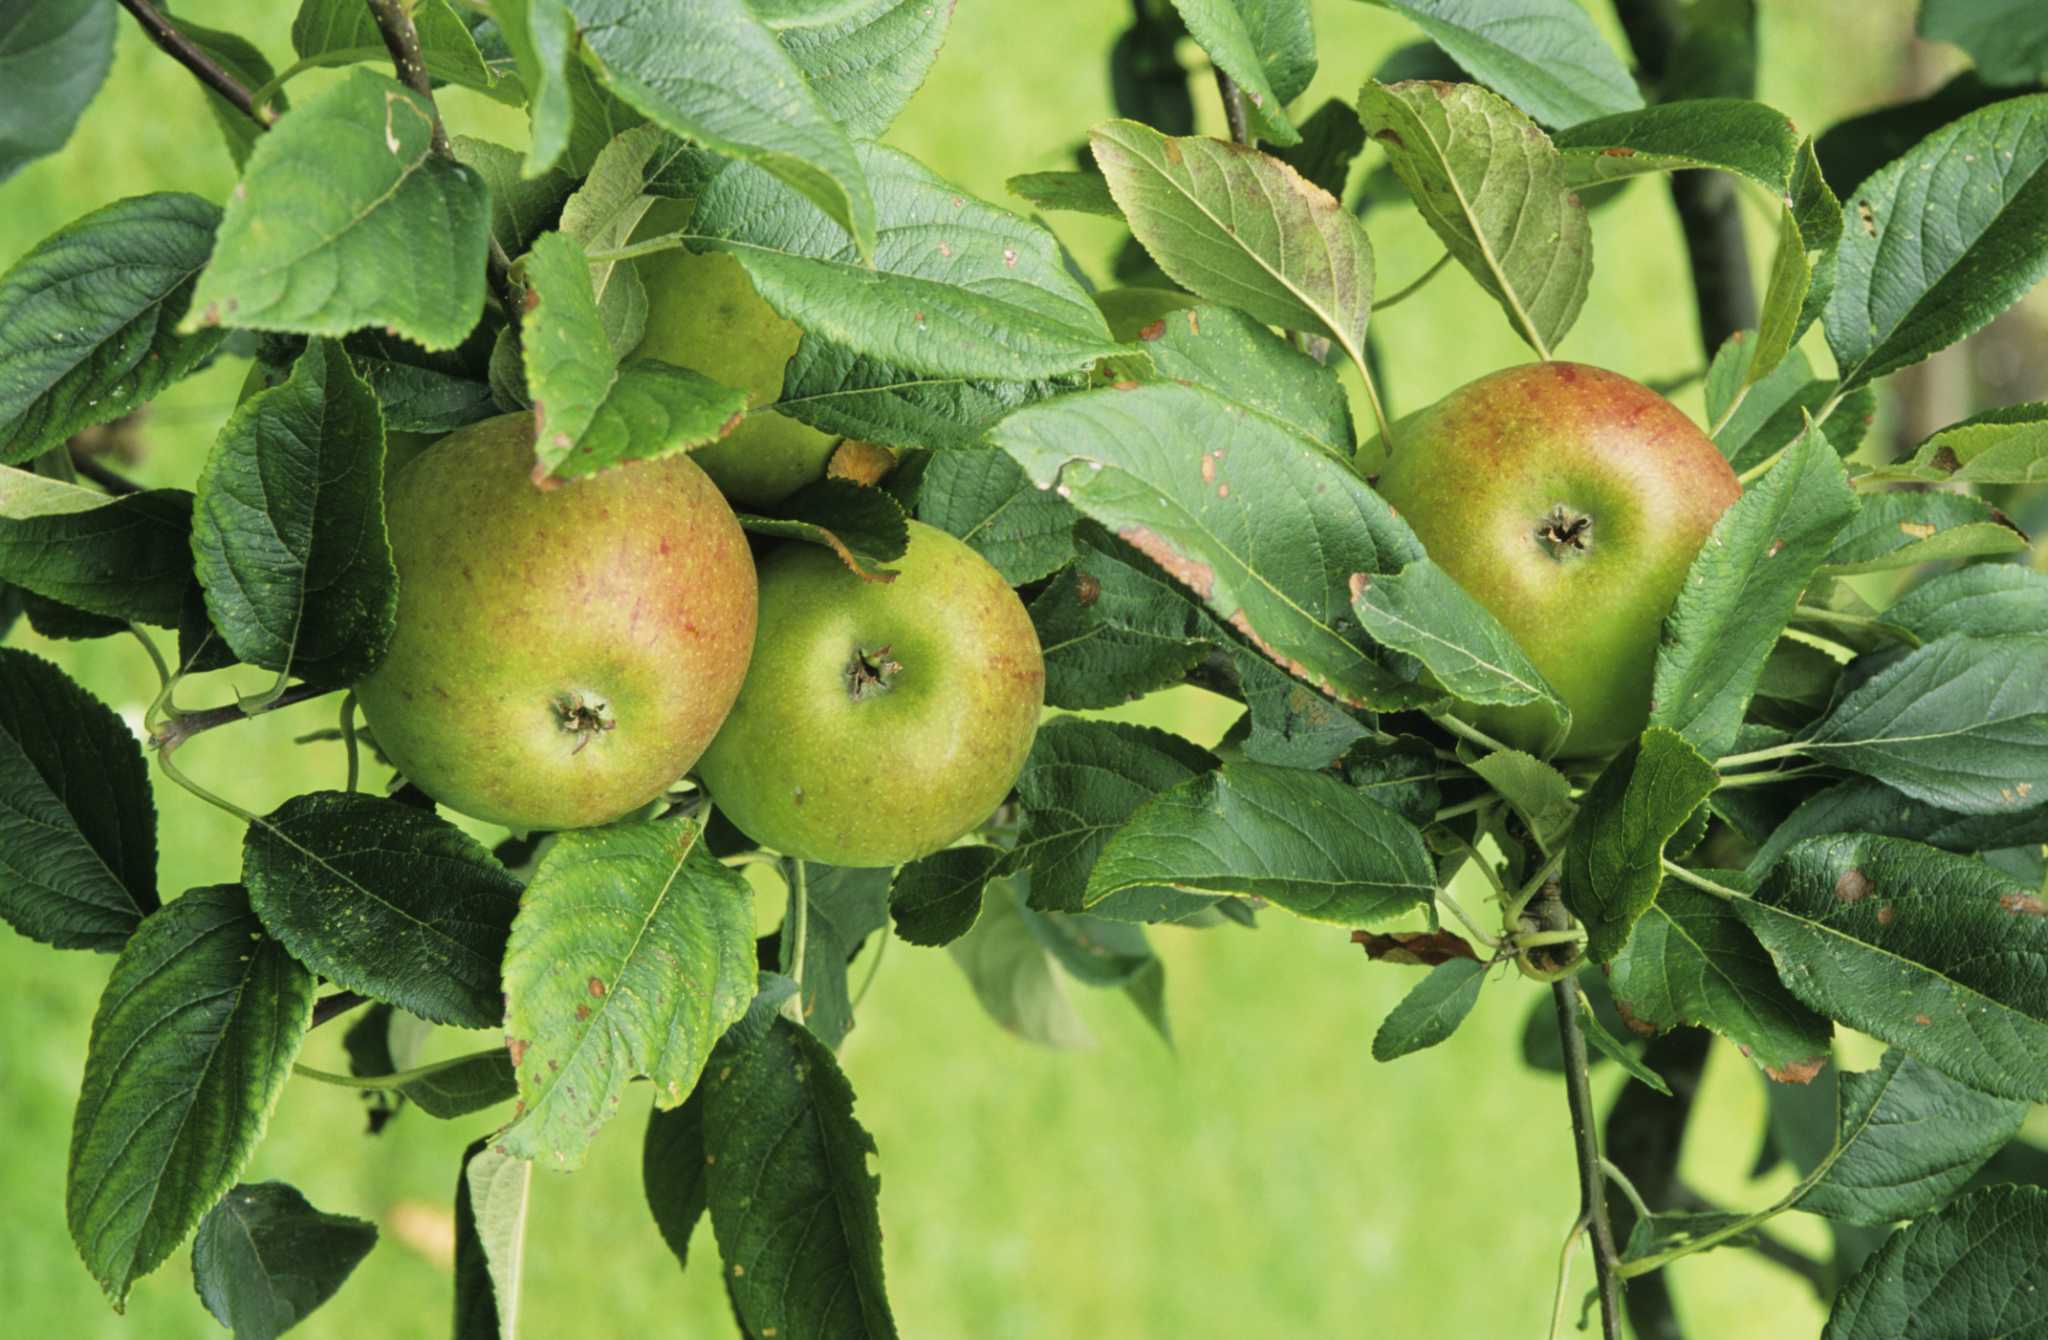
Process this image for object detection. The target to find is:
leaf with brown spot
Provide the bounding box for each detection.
[1352,929,1478,966]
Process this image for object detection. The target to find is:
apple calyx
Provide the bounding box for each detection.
[1536,504,1595,560]
[846,645,903,701]
[552,690,617,754]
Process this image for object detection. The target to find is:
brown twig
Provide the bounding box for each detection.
[311,991,371,1028]
[1554,977,1626,1339]
[1213,68,1251,147]
[152,682,335,751]
[69,452,144,496]
[365,0,452,157]
[117,0,276,130]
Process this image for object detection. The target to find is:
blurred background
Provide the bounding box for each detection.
[3,1,2043,1336]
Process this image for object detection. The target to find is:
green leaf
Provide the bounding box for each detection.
[890,845,1001,947]
[1356,80,1592,358]
[453,136,574,260]
[192,1183,377,1340]
[1350,558,1569,743]
[164,17,283,168]
[1086,762,1436,925]
[1859,402,2048,485]
[0,648,157,951]
[343,343,499,436]
[1274,97,1369,196]
[555,124,677,352]
[490,0,578,176]
[1009,718,1219,914]
[774,335,1064,450]
[243,792,523,1029]
[706,1016,898,1337]
[1608,885,1831,1081]
[288,0,498,96]
[794,863,892,1050]
[1798,1051,2030,1226]
[1562,727,1720,962]
[500,814,756,1168]
[1704,341,1865,473]
[186,69,491,351]
[1372,958,1487,1060]
[1814,70,2027,198]
[1825,1186,2048,1338]
[643,1086,708,1273]
[1131,302,1355,459]
[1651,420,1858,760]
[916,448,1076,584]
[948,879,1092,1046]
[67,887,315,1307]
[994,381,1429,710]
[518,230,622,460]
[1555,99,1800,194]
[737,477,910,580]
[1737,834,2048,1102]
[192,339,396,685]
[1918,0,2048,87]
[452,1138,532,1340]
[0,470,197,626]
[1884,563,2048,642]
[1006,169,1122,217]
[569,0,876,257]
[1168,0,1315,145]
[558,360,752,480]
[0,0,113,184]
[1091,118,1376,363]
[775,0,953,137]
[1746,779,2048,881]
[1825,94,2048,390]
[1798,636,2048,815]
[340,1048,517,1121]
[1750,203,1813,385]
[1577,987,1672,1094]
[687,143,1116,380]
[1359,0,1643,128]
[1237,646,1376,769]
[0,193,225,465]
[1027,530,1214,710]
[1468,749,1575,851]
[1820,490,2028,574]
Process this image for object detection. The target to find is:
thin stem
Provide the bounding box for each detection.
[1355,358,1395,447]
[311,990,370,1028]
[1717,741,1806,771]
[1212,67,1251,146]
[1376,252,1452,311]
[366,0,452,156]
[1549,1216,1591,1340]
[339,691,361,794]
[1430,795,1492,824]
[72,452,144,495]
[294,1045,504,1090]
[1431,711,1514,757]
[1792,603,1898,635]
[151,681,333,751]
[1715,764,1821,790]
[156,743,260,824]
[127,624,173,694]
[780,860,810,1025]
[852,922,890,1012]
[1554,978,1625,1339]
[1516,928,1588,950]
[1706,378,1752,439]
[1506,849,1567,924]
[1601,1158,1654,1225]
[118,0,277,128]
[1660,860,1750,901]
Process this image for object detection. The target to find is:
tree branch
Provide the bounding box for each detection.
[1555,978,1625,1339]
[311,990,370,1028]
[69,451,144,496]
[365,0,452,157]
[151,682,336,751]
[118,0,276,130]
[1213,68,1251,147]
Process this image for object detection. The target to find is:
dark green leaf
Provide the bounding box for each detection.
[1274,98,1368,197]
[1820,490,2027,574]
[775,0,953,138]
[0,470,196,626]
[243,792,522,1029]
[737,477,910,579]
[994,381,1429,710]
[688,143,1115,380]
[1736,834,2048,1102]
[570,0,876,255]
[1608,885,1831,1081]
[1132,302,1354,459]
[1357,80,1591,357]
[1651,420,1858,759]
[192,1182,376,1340]
[1237,647,1376,769]
[1026,530,1214,710]
[452,1137,531,1340]
[1884,563,2048,642]
[794,862,891,1050]
[1092,119,1375,364]
[500,814,756,1167]
[288,0,498,95]
[1359,0,1642,128]
[1576,988,1672,1094]
[453,136,574,259]
[1747,779,2048,880]
[0,0,113,184]
[0,648,156,951]
[1562,728,1720,962]
[67,887,315,1306]
[1799,636,2048,815]
[192,339,396,685]
[1351,557,1569,743]
[1555,99,1800,194]
[357,1049,517,1121]
[1918,0,2048,87]
[774,334,1063,450]
[1006,169,1121,217]
[1087,762,1435,925]
[1815,71,2027,197]
[1824,94,2048,390]
[187,70,491,351]
[706,1017,897,1338]
[1825,1186,2048,1338]
[916,448,1076,584]
[1799,1050,2029,1225]
[1167,0,1314,145]
[890,845,1000,947]
[1009,718,1218,914]
[1372,958,1487,1060]
[0,193,225,464]
[643,1087,708,1273]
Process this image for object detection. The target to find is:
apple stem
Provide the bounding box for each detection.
[780,860,810,1026]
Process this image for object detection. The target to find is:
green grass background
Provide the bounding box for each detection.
[0,2,1944,1335]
